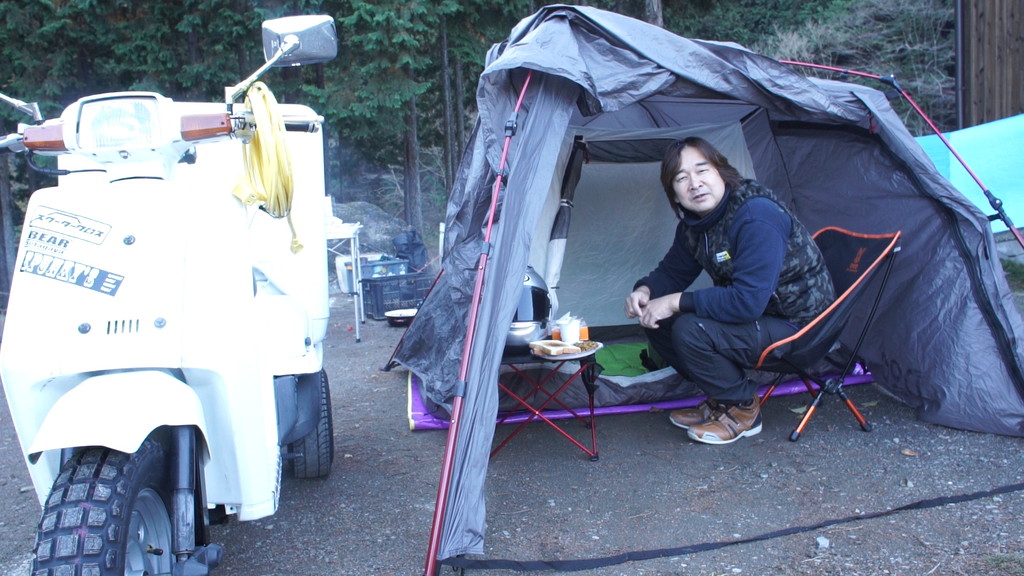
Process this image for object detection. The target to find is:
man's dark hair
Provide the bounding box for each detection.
[660,137,745,218]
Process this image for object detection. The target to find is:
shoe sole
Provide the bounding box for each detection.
[668,415,694,430]
[687,423,762,445]
[668,404,716,430]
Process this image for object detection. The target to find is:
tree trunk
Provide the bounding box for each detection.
[0,155,15,308]
[643,0,663,27]
[440,18,456,193]
[404,91,423,235]
[454,56,466,157]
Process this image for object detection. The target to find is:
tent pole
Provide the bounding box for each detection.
[782,60,1024,252]
[423,70,534,576]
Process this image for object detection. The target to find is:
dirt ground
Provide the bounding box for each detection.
[2,294,1023,576]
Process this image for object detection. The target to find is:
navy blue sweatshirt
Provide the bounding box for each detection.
[637,193,791,324]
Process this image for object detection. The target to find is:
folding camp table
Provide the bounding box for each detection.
[326,217,363,341]
[492,345,601,461]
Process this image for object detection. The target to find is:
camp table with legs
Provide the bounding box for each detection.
[492,345,601,460]
[326,217,363,341]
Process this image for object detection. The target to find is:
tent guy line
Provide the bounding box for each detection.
[781,60,1024,251]
[443,480,1024,572]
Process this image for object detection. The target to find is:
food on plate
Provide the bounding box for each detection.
[528,340,581,355]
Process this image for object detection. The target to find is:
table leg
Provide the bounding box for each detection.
[581,355,599,461]
[492,359,600,460]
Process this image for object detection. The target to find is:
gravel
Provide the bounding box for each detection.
[2,294,1023,576]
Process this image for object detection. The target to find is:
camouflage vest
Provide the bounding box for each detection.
[683,181,834,326]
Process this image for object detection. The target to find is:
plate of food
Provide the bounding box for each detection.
[529,339,603,360]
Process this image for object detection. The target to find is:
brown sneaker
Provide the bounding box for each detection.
[668,398,721,430]
[686,399,762,445]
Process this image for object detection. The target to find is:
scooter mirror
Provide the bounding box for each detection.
[262,15,338,67]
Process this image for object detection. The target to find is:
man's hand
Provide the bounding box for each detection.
[637,292,681,329]
[625,286,651,319]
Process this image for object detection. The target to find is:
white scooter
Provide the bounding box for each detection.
[0,15,338,576]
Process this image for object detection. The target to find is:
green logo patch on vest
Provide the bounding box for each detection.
[715,250,731,263]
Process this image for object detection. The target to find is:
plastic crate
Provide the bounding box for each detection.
[361,272,431,319]
[362,258,408,278]
[336,257,408,294]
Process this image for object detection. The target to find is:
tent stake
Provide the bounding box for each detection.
[423,69,534,576]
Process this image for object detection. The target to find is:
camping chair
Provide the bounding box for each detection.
[755,227,901,441]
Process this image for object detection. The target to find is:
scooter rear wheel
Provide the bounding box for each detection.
[32,440,174,576]
[290,369,335,479]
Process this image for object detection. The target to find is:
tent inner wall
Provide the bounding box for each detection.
[535,120,758,328]
[554,161,676,327]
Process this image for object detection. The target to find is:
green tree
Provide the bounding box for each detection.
[754,0,956,134]
[415,0,535,213]
[330,0,441,233]
[327,0,534,235]
[665,0,856,48]
[0,0,961,274]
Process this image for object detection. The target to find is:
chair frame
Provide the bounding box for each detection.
[756,227,902,441]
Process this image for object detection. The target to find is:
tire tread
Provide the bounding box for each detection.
[32,442,166,576]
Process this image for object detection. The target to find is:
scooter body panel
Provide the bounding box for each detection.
[25,371,209,499]
[0,17,338,572]
[0,103,331,523]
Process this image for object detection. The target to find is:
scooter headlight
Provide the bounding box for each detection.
[76,96,162,150]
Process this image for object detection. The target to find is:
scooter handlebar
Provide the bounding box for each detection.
[0,132,26,154]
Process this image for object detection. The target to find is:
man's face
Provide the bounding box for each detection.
[672,146,726,217]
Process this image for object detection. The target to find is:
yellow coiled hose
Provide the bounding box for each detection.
[233,81,303,253]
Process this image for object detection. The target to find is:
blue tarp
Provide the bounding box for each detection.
[917,114,1024,232]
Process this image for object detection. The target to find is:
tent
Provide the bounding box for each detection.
[392,5,1024,569]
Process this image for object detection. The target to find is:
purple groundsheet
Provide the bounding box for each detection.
[406,371,874,431]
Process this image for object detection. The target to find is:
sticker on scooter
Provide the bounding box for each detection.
[19,250,124,295]
[29,206,111,244]
[25,230,72,255]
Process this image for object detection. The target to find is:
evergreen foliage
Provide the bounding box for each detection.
[752,0,956,134]
[0,0,957,237]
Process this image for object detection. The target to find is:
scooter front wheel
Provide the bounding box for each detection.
[33,440,174,576]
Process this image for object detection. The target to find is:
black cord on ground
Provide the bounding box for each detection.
[443,481,1024,572]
